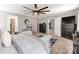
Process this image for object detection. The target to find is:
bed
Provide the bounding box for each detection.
[11,32,50,54]
[0,44,18,54]
[0,31,73,54]
[0,31,51,54]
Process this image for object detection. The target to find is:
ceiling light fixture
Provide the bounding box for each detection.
[34,12,37,15]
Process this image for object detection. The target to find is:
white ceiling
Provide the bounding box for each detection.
[0,4,79,18]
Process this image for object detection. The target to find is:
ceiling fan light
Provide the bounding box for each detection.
[34,12,37,15]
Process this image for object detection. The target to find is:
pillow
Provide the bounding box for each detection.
[39,35,52,53]
[21,31,32,36]
[1,31,12,47]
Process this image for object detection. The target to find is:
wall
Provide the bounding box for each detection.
[0,10,78,34]
[31,17,37,32]
[38,17,61,36]
[0,11,13,31]
[54,17,61,36]
[77,11,79,32]
[38,10,78,36]
[37,17,49,33]
[18,15,37,32]
[0,11,37,32]
[18,15,31,32]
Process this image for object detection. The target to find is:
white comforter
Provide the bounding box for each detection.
[0,45,18,54]
[12,33,48,54]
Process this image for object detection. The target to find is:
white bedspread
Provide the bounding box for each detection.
[12,33,48,54]
[0,45,18,54]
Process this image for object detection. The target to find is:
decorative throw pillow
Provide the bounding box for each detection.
[1,31,11,47]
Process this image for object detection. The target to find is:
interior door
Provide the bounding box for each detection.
[10,18,15,33]
[49,19,54,33]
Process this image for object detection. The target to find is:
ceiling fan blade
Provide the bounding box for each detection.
[38,6,48,11]
[37,12,39,15]
[40,12,46,14]
[23,6,33,11]
[34,4,37,9]
[40,10,50,12]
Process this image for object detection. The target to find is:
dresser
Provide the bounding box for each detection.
[39,23,46,33]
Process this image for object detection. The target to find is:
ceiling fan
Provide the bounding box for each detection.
[23,4,50,15]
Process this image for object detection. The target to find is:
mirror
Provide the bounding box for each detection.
[24,19,29,25]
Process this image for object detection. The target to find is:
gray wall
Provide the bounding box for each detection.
[18,15,37,32]
[0,9,79,34]
[37,18,49,33]
[38,10,78,36]
[0,11,36,32]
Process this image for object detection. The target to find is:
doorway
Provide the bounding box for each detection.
[10,18,15,33]
[49,19,54,33]
[8,16,18,33]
